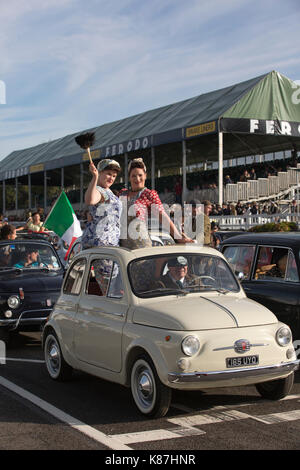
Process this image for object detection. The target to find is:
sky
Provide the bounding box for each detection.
[0,0,300,161]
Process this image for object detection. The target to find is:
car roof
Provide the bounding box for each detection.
[220,232,300,247]
[77,244,225,263]
[0,238,53,247]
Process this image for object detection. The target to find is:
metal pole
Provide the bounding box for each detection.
[61,167,64,190]
[44,170,47,212]
[15,177,18,212]
[151,147,155,190]
[28,173,32,209]
[2,180,5,214]
[182,140,187,204]
[218,131,223,207]
[124,153,128,188]
[80,163,83,209]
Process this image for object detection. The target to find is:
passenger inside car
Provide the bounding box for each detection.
[255,251,288,280]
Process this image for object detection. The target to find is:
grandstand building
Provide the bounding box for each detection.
[1,70,300,214]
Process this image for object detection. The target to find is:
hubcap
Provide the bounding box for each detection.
[138,371,153,399]
[131,359,157,413]
[46,337,60,376]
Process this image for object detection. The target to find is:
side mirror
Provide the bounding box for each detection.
[236,272,245,281]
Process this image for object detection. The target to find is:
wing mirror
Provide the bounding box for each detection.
[236,271,245,281]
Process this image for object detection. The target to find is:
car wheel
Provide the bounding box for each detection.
[255,373,294,400]
[44,331,73,381]
[130,355,172,418]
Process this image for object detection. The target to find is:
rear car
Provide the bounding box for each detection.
[0,239,64,344]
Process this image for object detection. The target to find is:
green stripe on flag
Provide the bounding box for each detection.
[44,192,75,237]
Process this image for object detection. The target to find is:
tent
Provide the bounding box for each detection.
[1,70,300,209]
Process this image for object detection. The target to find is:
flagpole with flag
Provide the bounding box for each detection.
[44,191,83,260]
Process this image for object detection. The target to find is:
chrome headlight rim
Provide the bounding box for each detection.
[181,335,200,357]
[7,295,21,309]
[276,326,292,347]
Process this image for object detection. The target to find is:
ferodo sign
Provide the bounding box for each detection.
[103,136,150,158]
[221,118,300,137]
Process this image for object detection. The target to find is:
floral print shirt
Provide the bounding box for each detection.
[81,187,122,248]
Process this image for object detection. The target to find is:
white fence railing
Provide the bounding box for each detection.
[210,212,300,230]
[222,165,300,203]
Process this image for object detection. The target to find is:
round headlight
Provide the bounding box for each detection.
[276,326,292,346]
[181,335,200,356]
[7,295,20,309]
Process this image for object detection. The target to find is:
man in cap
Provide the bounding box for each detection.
[159,256,202,290]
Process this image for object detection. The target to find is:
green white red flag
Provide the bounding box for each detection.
[44,191,82,258]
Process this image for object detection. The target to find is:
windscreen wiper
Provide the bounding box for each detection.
[139,288,188,296]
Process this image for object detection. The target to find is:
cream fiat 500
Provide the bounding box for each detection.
[43,245,299,418]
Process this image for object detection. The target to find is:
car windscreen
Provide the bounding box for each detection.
[128,253,240,298]
[0,242,62,271]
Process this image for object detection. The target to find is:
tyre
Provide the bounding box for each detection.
[255,373,294,400]
[130,355,172,418]
[44,331,73,381]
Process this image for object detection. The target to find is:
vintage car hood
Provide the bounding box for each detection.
[0,270,63,293]
[133,295,277,330]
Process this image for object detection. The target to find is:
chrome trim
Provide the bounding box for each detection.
[0,308,52,330]
[168,360,300,384]
[199,296,238,327]
[213,343,269,352]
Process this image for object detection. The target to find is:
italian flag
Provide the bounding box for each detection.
[44,191,82,259]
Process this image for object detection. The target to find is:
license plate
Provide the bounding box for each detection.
[226,355,259,368]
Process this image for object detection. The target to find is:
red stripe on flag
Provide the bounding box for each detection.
[64,236,77,261]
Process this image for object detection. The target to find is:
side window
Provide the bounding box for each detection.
[222,245,255,280]
[254,247,289,281]
[68,242,82,262]
[286,251,299,282]
[86,258,124,298]
[63,258,86,295]
[107,262,124,298]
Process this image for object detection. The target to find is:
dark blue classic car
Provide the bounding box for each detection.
[220,233,300,341]
[0,239,64,344]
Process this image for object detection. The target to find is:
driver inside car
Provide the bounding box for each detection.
[14,248,40,268]
[158,256,203,290]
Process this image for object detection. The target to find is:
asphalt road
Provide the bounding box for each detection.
[0,331,300,455]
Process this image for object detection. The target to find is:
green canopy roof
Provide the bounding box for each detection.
[1,70,300,181]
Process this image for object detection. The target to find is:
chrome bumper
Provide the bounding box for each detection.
[0,309,52,331]
[168,360,300,384]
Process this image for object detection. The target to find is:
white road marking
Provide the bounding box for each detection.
[168,409,252,428]
[109,427,205,445]
[0,376,131,451]
[251,409,300,424]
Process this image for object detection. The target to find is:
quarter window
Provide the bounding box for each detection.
[63,258,86,295]
[86,259,124,298]
[286,251,299,282]
[254,247,298,282]
[222,245,255,280]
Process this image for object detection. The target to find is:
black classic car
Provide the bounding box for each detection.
[220,233,300,341]
[0,238,64,344]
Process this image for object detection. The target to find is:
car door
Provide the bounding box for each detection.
[74,256,128,372]
[57,257,87,351]
[242,245,300,341]
[222,244,256,281]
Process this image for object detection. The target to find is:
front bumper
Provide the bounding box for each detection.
[0,309,52,331]
[168,359,300,384]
